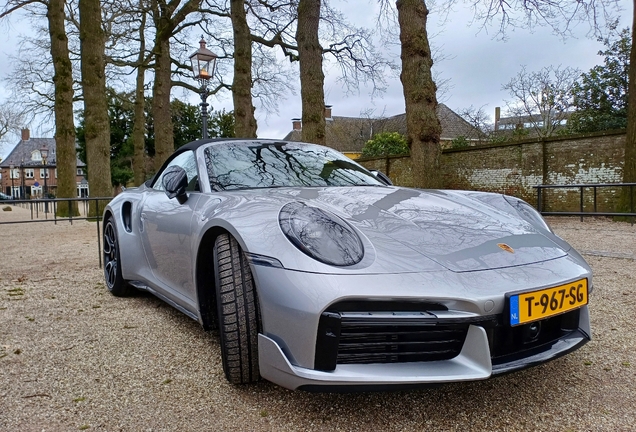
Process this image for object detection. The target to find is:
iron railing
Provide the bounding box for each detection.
[534,183,636,223]
[0,197,113,268]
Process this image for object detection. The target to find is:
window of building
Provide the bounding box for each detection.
[77,182,89,197]
[77,168,84,176]
[30,185,42,196]
[40,168,50,179]
[10,169,19,179]
[31,150,42,162]
[24,168,34,179]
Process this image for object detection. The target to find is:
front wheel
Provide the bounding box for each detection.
[103,218,133,297]
[213,233,260,384]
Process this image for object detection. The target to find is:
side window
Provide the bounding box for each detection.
[152,150,200,192]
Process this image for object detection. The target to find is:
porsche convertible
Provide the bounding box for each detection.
[102,138,591,391]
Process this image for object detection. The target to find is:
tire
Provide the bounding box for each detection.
[213,233,260,384]
[103,218,133,297]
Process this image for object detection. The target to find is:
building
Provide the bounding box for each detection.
[283,104,483,158]
[493,106,571,137]
[0,129,88,199]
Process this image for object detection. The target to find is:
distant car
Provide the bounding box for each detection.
[103,139,592,391]
[0,192,13,200]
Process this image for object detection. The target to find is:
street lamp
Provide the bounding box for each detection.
[189,37,217,139]
[20,159,24,199]
[9,163,14,198]
[41,145,49,198]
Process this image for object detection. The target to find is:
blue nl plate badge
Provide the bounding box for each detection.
[509,295,520,325]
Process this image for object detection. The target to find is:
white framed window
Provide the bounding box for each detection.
[76,168,84,176]
[77,182,89,197]
[24,168,34,179]
[40,168,50,179]
[31,150,42,162]
[55,169,58,178]
[30,185,42,196]
[11,186,20,198]
[10,169,19,179]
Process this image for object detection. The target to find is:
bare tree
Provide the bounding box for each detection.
[502,65,580,138]
[396,0,442,188]
[0,103,24,142]
[49,0,78,210]
[132,2,150,185]
[1,0,80,213]
[247,0,392,142]
[457,105,492,143]
[296,0,326,144]
[150,0,202,168]
[231,0,257,137]
[80,0,112,203]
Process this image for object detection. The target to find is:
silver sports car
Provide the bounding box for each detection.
[103,138,591,391]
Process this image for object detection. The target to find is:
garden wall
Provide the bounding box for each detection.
[357,130,626,211]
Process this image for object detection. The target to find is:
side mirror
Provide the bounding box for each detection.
[162,166,188,203]
[370,170,393,186]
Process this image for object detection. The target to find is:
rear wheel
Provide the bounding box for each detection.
[213,233,260,384]
[103,218,133,297]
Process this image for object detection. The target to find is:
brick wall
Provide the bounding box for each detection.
[358,130,626,211]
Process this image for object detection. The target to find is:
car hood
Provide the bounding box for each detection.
[247,186,566,273]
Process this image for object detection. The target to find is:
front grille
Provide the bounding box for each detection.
[313,302,583,372]
[313,301,495,371]
[336,318,469,365]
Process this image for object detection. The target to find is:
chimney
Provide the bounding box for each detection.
[494,107,500,131]
[292,118,302,131]
[21,128,30,141]
[324,105,332,120]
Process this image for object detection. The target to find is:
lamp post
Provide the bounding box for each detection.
[9,163,14,198]
[41,145,49,198]
[189,37,217,139]
[20,159,24,199]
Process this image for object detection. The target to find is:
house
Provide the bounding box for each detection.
[493,106,571,137]
[0,129,88,199]
[283,104,482,158]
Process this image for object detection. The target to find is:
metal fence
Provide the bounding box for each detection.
[0,197,113,267]
[534,183,636,223]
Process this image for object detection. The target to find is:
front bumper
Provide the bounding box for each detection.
[258,308,590,391]
[252,254,592,390]
[259,325,493,391]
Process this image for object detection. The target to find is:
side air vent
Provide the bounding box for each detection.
[122,201,132,232]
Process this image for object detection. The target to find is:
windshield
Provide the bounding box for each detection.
[204,142,385,190]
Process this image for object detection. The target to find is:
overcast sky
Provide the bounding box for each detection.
[0,0,633,159]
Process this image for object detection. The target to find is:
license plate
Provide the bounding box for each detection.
[508,278,588,326]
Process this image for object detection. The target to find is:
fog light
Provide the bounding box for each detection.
[525,321,542,342]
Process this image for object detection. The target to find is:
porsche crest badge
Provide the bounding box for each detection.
[497,243,515,254]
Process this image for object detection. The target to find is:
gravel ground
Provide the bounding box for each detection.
[1,205,635,431]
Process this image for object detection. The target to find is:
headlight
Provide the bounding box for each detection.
[279,202,364,266]
[504,196,552,232]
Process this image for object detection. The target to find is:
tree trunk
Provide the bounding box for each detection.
[132,4,147,186]
[48,0,78,216]
[152,30,174,169]
[396,0,442,189]
[297,0,326,145]
[621,9,636,212]
[231,0,257,138]
[80,0,113,213]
